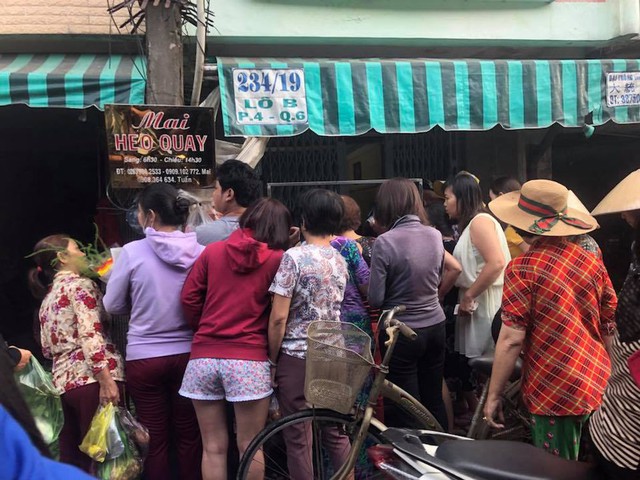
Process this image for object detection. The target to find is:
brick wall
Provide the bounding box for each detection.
[0,0,138,35]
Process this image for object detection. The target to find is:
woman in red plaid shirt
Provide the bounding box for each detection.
[484,180,617,461]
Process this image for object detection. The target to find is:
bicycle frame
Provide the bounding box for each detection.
[332,306,442,480]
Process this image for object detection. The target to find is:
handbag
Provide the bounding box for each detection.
[615,260,640,344]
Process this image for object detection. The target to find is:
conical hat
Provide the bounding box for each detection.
[567,190,599,228]
[591,169,640,216]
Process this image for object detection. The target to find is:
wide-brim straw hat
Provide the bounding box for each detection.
[489,179,597,237]
[591,169,640,216]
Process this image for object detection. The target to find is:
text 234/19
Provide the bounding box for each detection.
[235,71,302,94]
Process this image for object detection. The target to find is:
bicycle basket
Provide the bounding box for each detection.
[305,321,375,414]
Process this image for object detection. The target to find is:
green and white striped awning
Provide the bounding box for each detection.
[218,57,640,137]
[0,54,146,109]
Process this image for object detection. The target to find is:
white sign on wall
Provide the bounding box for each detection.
[232,68,308,125]
[606,72,640,107]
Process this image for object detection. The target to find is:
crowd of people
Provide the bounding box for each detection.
[1,158,639,480]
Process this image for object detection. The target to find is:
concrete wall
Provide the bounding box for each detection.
[198,0,640,46]
[0,0,136,34]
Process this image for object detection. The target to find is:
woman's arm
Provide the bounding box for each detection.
[461,216,507,314]
[368,239,388,309]
[268,294,292,366]
[102,249,132,315]
[73,281,119,405]
[349,241,370,298]
[439,251,462,301]
[180,252,209,330]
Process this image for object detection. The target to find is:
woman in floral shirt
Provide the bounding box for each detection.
[29,234,124,473]
[268,189,349,479]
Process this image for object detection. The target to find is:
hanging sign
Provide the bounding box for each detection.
[606,72,640,107]
[105,105,214,189]
[232,68,308,125]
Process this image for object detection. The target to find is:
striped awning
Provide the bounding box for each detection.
[218,57,640,137]
[0,54,146,109]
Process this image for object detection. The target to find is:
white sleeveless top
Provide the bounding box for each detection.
[453,213,511,358]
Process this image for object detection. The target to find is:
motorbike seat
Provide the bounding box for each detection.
[435,439,600,480]
[468,355,522,382]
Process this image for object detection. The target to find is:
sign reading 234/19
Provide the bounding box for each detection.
[233,68,308,125]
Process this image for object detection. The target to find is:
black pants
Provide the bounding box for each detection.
[379,321,447,431]
[589,436,640,480]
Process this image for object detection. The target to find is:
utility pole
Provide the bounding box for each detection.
[145,2,184,106]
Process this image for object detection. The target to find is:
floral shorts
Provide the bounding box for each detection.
[179,358,272,402]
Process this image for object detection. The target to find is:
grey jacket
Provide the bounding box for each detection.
[368,215,446,329]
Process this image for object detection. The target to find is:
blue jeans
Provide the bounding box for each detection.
[379,321,447,431]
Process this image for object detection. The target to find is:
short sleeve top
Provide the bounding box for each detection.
[269,244,348,359]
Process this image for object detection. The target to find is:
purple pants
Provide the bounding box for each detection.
[59,381,125,473]
[276,353,350,480]
[126,353,202,480]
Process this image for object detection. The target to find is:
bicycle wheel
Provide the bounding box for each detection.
[236,408,385,480]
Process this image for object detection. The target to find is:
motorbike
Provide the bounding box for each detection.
[368,428,601,480]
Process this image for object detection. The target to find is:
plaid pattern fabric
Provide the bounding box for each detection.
[502,237,617,416]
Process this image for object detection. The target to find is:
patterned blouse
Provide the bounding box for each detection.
[330,237,370,330]
[269,244,348,359]
[39,271,124,394]
[355,236,375,267]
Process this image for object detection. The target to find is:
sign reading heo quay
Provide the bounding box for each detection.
[105,104,215,189]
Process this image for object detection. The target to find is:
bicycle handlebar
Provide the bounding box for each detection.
[384,306,417,340]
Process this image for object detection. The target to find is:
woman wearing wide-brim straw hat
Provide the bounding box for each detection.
[588,169,640,480]
[488,180,597,237]
[485,179,618,461]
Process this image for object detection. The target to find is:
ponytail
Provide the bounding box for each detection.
[26,235,70,300]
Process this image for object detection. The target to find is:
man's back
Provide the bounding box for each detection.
[196,216,240,245]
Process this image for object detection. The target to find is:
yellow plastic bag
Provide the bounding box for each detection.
[79,403,115,462]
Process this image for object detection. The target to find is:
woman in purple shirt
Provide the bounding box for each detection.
[329,236,371,336]
[369,178,461,431]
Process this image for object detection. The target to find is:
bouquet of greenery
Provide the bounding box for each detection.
[77,225,119,283]
[26,225,118,283]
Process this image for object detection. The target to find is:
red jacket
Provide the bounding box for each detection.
[181,228,284,361]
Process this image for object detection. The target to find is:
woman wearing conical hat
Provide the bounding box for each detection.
[588,170,640,480]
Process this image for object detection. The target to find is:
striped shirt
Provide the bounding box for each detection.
[502,237,617,416]
[589,335,640,470]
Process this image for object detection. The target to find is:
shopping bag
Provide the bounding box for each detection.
[96,407,146,480]
[79,403,116,462]
[628,349,640,389]
[116,408,150,459]
[15,356,64,445]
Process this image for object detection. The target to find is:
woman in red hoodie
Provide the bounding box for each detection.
[180,197,292,480]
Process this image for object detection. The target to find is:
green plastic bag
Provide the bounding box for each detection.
[15,356,64,445]
[96,408,144,480]
[79,403,116,462]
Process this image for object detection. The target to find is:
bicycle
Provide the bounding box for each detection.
[237,305,445,480]
[465,355,530,442]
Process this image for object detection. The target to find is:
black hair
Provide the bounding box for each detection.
[512,226,537,241]
[138,183,194,227]
[239,198,292,251]
[299,189,344,236]
[490,176,522,196]
[445,173,486,232]
[426,202,454,238]
[216,160,262,208]
[0,345,51,457]
[27,234,71,300]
